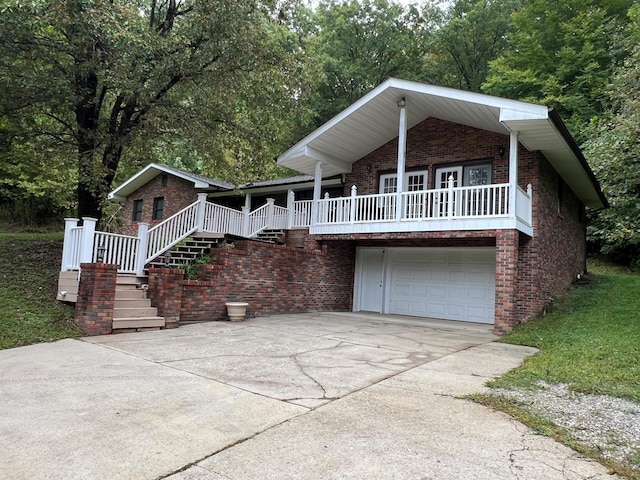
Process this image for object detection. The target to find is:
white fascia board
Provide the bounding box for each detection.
[499,107,548,123]
[108,163,161,200]
[278,78,397,163]
[391,78,548,117]
[305,146,353,174]
[108,163,211,200]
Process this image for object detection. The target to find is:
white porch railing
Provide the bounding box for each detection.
[317,182,516,225]
[60,180,532,276]
[94,231,141,274]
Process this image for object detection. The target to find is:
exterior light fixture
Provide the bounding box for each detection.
[499,147,505,157]
[163,251,172,267]
[397,98,406,108]
[96,244,106,263]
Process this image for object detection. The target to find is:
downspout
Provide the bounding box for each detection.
[396,98,407,222]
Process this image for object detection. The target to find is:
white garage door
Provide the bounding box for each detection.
[354,247,495,324]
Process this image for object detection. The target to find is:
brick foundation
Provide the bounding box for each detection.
[75,263,118,336]
[179,239,355,322]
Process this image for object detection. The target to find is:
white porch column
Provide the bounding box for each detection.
[286,190,295,230]
[509,131,519,218]
[396,98,407,222]
[266,198,275,228]
[135,222,149,276]
[61,218,79,271]
[196,193,208,231]
[242,207,250,237]
[244,192,252,211]
[79,217,97,265]
[311,160,323,227]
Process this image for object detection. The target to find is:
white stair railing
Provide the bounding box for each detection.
[203,202,244,236]
[145,200,201,264]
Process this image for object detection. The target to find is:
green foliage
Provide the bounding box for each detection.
[483,0,633,141]
[583,5,640,266]
[0,0,313,221]
[493,261,640,402]
[296,0,434,127]
[424,0,518,92]
[182,255,212,280]
[0,234,81,350]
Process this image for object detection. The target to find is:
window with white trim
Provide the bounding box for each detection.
[379,170,429,194]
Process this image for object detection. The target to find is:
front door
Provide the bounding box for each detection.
[355,248,385,313]
[435,166,463,217]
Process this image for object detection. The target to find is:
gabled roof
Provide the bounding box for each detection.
[277,78,607,209]
[108,163,235,201]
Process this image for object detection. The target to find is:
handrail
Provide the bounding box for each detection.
[146,200,200,263]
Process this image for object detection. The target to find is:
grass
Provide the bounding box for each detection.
[0,233,82,350]
[491,258,640,402]
[475,258,640,479]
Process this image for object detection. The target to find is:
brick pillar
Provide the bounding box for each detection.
[148,267,184,329]
[495,230,519,335]
[75,263,118,336]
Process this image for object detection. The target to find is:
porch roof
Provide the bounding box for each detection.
[277,78,607,209]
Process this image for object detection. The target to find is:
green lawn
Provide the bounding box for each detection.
[492,259,640,402]
[0,233,81,350]
[477,259,640,479]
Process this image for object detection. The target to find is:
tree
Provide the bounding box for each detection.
[583,4,640,265]
[296,0,434,127]
[482,0,632,140]
[0,0,309,222]
[424,0,518,92]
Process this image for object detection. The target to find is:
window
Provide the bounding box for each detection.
[161,174,168,188]
[436,163,492,187]
[379,170,429,194]
[152,197,164,220]
[132,199,143,221]
[464,164,492,186]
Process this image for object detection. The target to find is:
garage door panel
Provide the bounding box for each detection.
[388,248,495,324]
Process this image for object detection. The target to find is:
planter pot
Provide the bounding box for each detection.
[225,302,249,322]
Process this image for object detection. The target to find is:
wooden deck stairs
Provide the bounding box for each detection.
[112,274,165,332]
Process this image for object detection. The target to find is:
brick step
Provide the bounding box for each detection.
[113,306,158,318]
[112,317,165,329]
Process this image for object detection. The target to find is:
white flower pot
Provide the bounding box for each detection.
[225,302,249,322]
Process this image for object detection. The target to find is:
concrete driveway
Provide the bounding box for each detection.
[0,312,618,479]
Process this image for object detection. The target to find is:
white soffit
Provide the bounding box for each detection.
[278,78,548,177]
[278,78,606,209]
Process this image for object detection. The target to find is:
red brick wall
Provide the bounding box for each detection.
[122,174,198,235]
[344,118,514,195]
[178,239,355,322]
[147,267,185,329]
[75,263,118,336]
[516,154,587,322]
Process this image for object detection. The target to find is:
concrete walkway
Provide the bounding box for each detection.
[0,313,618,479]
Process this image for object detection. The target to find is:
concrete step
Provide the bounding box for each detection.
[112,317,165,329]
[114,298,151,309]
[116,274,148,286]
[113,306,158,318]
[114,288,147,300]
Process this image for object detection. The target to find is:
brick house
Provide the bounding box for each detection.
[275,78,606,334]
[108,164,343,236]
[63,78,606,335]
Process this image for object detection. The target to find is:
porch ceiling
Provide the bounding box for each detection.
[277,78,607,209]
